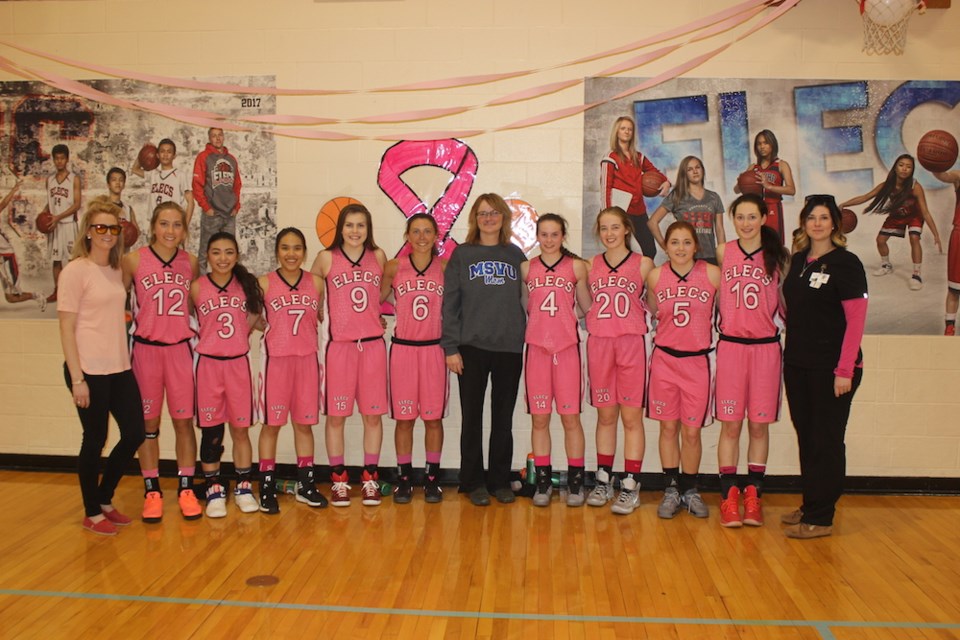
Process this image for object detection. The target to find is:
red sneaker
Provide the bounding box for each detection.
[330,471,351,507]
[719,486,743,528]
[361,469,381,506]
[742,485,764,526]
[178,489,203,520]
[945,324,956,336]
[101,507,132,526]
[83,517,118,536]
[142,491,163,523]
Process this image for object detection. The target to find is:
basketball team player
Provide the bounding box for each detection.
[841,154,942,290]
[191,232,263,517]
[379,214,448,503]
[311,204,388,507]
[0,180,46,310]
[105,167,139,252]
[646,221,720,520]
[933,168,960,334]
[40,144,82,302]
[714,194,789,527]
[131,138,195,230]
[585,206,654,515]
[122,202,201,522]
[733,130,796,245]
[256,227,326,514]
[521,213,592,507]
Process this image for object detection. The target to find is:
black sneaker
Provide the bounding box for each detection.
[259,487,280,515]
[296,481,329,508]
[394,475,413,504]
[424,476,443,503]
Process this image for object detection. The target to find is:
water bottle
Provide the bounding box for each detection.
[275,479,297,495]
[525,453,536,485]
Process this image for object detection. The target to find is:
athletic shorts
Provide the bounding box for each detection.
[948,226,960,292]
[646,347,714,428]
[880,212,923,237]
[131,340,195,420]
[525,342,583,415]
[714,340,782,423]
[260,353,320,426]
[324,338,388,417]
[195,354,254,428]
[389,342,448,420]
[587,334,646,408]
[763,199,785,245]
[48,221,77,262]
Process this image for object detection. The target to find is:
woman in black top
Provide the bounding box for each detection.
[781,194,867,539]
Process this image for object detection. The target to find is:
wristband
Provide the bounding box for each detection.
[72,379,85,385]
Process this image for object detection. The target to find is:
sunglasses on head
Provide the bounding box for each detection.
[804,194,837,206]
[91,223,122,236]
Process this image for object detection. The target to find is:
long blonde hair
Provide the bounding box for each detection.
[71,196,123,268]
[465,193,513,246]
[608,116,638,166]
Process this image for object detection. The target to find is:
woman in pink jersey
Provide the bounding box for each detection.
[191,231,264,518]
[60,197,145,535]
[256,227,326,514]
[841,154,942,291]
[714,194,789,528]
[311,204,388,508]
[646,221,720,520]
[521,213,592,507]
[379,214,447,504]
[734,130,796,244]
[122,201,200,523]
[585,206,655,515]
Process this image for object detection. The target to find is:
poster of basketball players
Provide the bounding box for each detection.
[0,76,277,317]
[583,77,960,335]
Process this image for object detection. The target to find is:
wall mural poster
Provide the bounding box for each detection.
[0,76,277,318]
[583,77,960,336]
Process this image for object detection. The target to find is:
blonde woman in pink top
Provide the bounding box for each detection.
[58,196,145,536]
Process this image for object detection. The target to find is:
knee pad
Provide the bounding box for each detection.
[144,430,159,440]
[200,424,225,463]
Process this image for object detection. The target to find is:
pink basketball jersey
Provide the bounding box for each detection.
[131,246,194,344]
[325,248,384,342]
[525,254,579,353]
[717,240,781,339]
[653,260,716,352]
[262,269,320,356]
[195,275,250,357]
[586,252,649,338]
[392,255,443,342]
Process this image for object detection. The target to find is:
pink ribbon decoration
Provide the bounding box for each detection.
[377,139,478,259]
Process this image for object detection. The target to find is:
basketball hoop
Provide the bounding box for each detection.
[860,0,926,55]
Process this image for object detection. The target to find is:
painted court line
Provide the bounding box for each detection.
[2,588,959,639]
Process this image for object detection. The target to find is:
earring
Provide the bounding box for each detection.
[87,236,92,240]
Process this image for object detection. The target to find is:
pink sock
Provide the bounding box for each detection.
[178,466,195,477]
[567,457,585,467]
[364,453,380,467]
[259,459,276,472]
[141,468,159,478]
[624,459,642,474]
[425,451,441,464]
[297,456,313,468]
[534,455,551,466]
[720,466,737,475]
[748,463,766,473]
[597,454,615,468]
[329,455,345,467]
[397,454,413,465]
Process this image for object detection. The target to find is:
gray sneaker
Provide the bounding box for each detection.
[682,488,709,518]
[532,484,553,507]
[586,468,615,507]
[657,486,682,519]
[610,477,640,515]
[566,468,585,507]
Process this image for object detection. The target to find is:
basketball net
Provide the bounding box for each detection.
[860,0,925,56]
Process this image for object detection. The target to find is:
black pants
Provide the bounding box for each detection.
[783,364,862,526]
[630,214,657,261]
[65,365,146,517]
[457,345,522,492]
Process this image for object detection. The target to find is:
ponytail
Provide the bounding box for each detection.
[760,225,788,278]
[234,262,264,315]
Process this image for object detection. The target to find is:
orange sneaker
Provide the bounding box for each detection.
[142,491,163,523]
[719,486,742,528]
[177,489,203,520]
[742,485,764,526]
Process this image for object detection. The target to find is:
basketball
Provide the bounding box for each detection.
[737,169,763,195]
[504,197,539,254]
[641,171,667,197]
[316,196,362,248]
[120,218,139,247]
[138,143,159,171]
[36,211,55,234]
[916,130,958,173]
[841,208,858,234]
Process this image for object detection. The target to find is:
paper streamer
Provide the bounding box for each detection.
[377,139,478,258]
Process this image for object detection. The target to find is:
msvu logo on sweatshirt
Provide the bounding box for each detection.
[468,261,517,285]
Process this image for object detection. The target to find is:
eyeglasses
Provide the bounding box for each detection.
[804,194,837,205]
[476,210,503,218]
[91,224,122,236]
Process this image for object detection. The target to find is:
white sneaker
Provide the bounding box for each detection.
[909,274,923,290]
[586,468,615,507]
[873,263,893,276]
[35,292,47,312]
[611,477,640,515]
[233,481,259,513]
[205,484,227,518]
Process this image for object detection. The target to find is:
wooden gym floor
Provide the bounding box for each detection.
[0,470,958,639]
